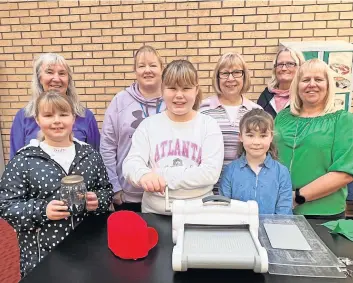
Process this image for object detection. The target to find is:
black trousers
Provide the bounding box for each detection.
[113,202,141,213]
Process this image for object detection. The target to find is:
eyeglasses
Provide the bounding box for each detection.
[218,70,244,79]
[274,62,297,69]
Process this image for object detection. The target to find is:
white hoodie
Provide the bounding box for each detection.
[123,112,224,215]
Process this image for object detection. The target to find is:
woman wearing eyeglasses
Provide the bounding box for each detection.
[200,52,261,193]
[257,48,305,118]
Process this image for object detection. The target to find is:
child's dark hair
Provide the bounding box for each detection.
[237,108,278,160]
[161,59,202,110]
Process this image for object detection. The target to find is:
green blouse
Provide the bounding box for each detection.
[274,109,353,216]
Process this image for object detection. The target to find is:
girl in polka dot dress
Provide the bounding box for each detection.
[0,91,113,278]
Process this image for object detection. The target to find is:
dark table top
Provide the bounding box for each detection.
[21,213,353,283]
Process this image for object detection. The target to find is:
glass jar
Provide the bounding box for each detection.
[60,175,87,214]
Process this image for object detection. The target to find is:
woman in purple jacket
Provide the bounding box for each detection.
[10,53,100,158]
[100,45,166,212]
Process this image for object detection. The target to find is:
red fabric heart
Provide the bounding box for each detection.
[107,211,158,260]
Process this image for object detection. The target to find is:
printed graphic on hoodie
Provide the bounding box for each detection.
[154,139,202,165]
[130,110,144,129]
[130,99,163,130]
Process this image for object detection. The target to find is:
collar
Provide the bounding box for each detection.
[18,138,91,159]
[209,95,255,110]
[24,138,86,149]
[239,153,273,169]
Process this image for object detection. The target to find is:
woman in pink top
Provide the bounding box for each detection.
[200,52,261,193]
[257,48,305,118]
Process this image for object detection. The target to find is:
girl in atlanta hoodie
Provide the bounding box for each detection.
[100,45,166,212]
[123,60,224,215]
[0,91,113,278]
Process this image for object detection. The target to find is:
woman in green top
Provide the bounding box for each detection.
[275,59,353,219]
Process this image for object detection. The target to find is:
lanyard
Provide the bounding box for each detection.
[139,100,163,118]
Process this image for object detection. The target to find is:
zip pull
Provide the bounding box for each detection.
[36,228,41,262]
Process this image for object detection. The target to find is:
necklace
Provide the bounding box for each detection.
[289,118,312,173]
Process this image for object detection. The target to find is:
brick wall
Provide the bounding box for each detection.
[1,0,353,162]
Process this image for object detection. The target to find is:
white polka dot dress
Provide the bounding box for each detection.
[0,141,113,277]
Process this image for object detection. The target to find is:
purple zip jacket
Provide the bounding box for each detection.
[10,108,100,159]
[100,82,165,203]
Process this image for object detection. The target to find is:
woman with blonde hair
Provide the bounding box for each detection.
[275,59,353,219]
[123,60,224,215]
[257,48,305,118]
[100,45,166,212]
[10,53,100,158]
[200,52,261,193]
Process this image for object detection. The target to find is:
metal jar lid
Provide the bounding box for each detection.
[61,175,84,185]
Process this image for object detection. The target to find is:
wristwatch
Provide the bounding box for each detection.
[295,189,306,205]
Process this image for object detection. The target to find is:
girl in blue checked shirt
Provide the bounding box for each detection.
[219,109,292,214]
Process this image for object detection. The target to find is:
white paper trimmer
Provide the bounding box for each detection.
[165,186,268,273]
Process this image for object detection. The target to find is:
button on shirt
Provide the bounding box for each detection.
[219,153,293,215]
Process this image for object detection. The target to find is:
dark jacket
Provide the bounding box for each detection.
[257,87,277,119]
[10,108,100,159]
[0,140,113,277]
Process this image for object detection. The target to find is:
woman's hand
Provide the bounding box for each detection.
[112,191,124,206]
[86,192,99,211]
[46,200,70,220]
[140,172,166,193]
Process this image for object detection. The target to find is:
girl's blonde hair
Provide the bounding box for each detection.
[35,90,75,142]
[162,60,202,110]
[26,53,85,118]
[134,45,163,71]
[268,48,305,89]
[290,58,335,116]
[212,52,251,96]
[237,109,278,160]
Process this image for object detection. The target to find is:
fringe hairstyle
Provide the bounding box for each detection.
[236,109,278,160]
[35,90,75,142]
[162,59,202,110]
[212,52,251,96]
[26,53,85,118]
[134,45,163,71]
[290,59,335,116]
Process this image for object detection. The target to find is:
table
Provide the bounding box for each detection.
[21,213,353,283]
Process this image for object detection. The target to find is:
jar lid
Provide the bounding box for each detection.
[61,175,84,185]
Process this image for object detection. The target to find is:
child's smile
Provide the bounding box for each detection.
[240,129,273,159]
[163,84,198,122]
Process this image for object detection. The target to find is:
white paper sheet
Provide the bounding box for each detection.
[264,223,312,251]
